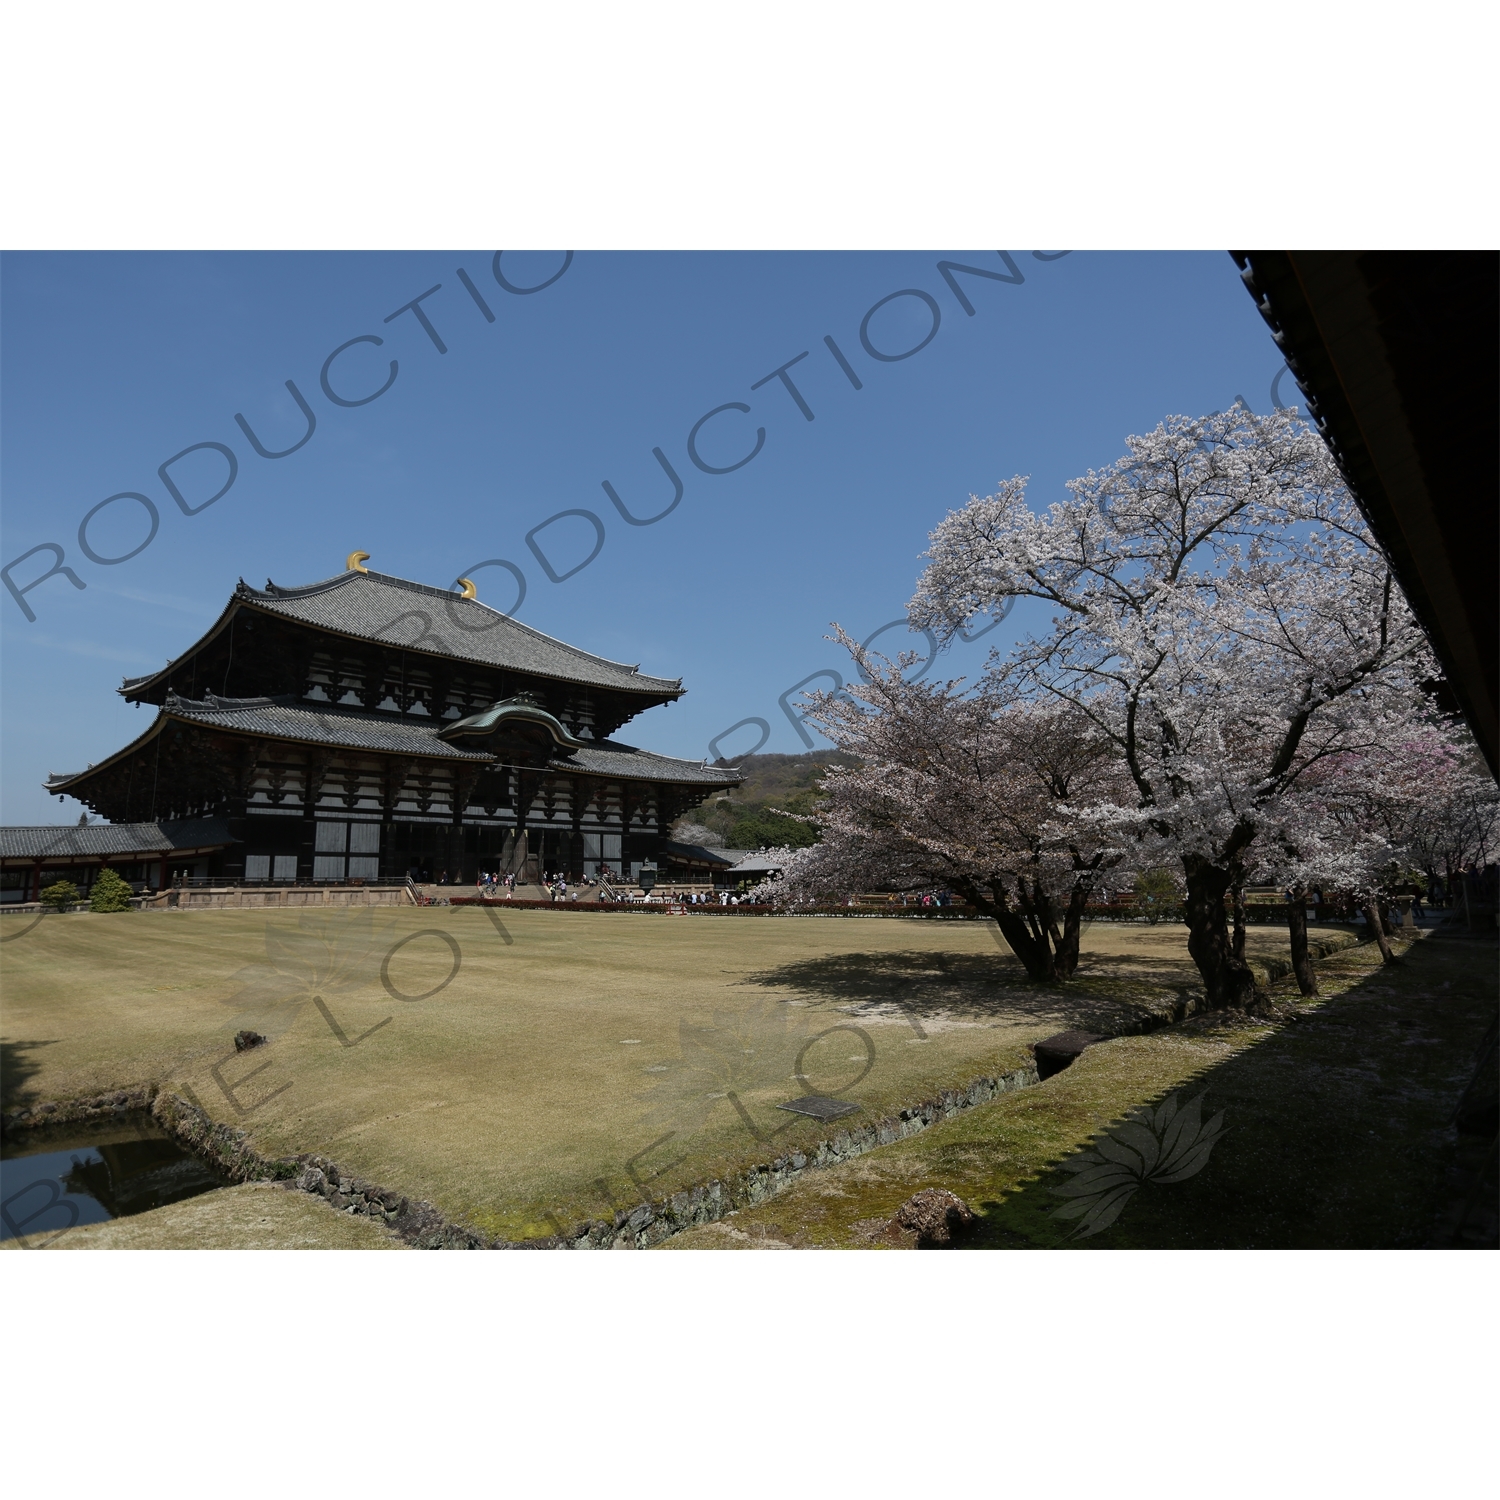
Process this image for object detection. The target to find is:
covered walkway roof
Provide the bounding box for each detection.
[0,818,233,863]
[1234,251,1498,778]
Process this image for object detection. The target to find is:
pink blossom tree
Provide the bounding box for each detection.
[1264,719,1499,981]
[755,635,1127,982]
[909,409,1435,1008]
[1381,734,1499,894]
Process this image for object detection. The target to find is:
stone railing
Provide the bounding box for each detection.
[141,881,418,910]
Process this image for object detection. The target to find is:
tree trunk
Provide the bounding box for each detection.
[960,883,1060,982]
[1286,884,1318,996]
[1181,855,1258,1008]
[1052,883,1090,980]
[1231,883,1247,965]
[992,904,1059,981]
[968,873,1099,985]
[1362,899,1398,964]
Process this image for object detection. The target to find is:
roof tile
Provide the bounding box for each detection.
[0,817,233,860]
[241,570,683,695]
[51,695,740,789]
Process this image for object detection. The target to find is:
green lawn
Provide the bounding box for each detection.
[0,1180,405,1250]
[662,929,1496,1250]
[2,905,1358,1244]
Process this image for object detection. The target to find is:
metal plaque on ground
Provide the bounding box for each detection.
[776,1096,861,1121]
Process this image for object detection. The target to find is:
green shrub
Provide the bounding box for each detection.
[89,867,134,913]
[727,811,819,850]
[1133,867,1181,925]
[39,880,81,911]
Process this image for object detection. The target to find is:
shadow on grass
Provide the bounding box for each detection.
[740,948,1186,1031]
[1,1039,60,1114]
[966,933,1498,1250]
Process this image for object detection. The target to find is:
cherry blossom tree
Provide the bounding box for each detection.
[909,408,1435,1008]
[1265,718,1499,982]
[755,634,1128,982]
[1387,735,1499,891]
[1236,736,1404,989]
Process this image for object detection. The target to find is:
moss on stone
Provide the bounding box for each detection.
[664,931,1495,1250]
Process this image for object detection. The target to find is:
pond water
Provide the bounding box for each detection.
[1,1115,226,1245]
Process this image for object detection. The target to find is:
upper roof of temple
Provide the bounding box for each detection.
[119,568,685,701]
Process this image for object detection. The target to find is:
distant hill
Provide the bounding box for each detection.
[674,750,859,850]
[711,749,860,800]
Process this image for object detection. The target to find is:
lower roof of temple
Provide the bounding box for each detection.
[44,693,742,795]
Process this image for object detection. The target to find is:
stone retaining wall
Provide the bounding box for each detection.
[141,885,415,910]
[1,1069,1039,1250]
[2,1085,159,1133]
[528,1065,1040,1249]
[0,1085,479,1248]
[1250,929,1365,988]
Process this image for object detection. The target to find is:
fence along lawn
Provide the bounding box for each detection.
[0,906,1352,1243]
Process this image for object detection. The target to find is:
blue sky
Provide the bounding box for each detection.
[1,251,1288,824]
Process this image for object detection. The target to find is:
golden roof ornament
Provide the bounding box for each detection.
[346,551,370,573]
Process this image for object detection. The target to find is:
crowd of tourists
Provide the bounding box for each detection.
[470,869,593,901]
[886,890,958,907]
[406,863,789,906]
[414,869,741,903]
[649,889,760,905]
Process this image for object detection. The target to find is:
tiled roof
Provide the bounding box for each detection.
[571,743,739,786]
[240,570,683,695]
[164,694,493,760]
[660,841,737,867]
[0,818,233,860]
[723,852,787,875]
[46,696,742,791]
[169,695,736,782]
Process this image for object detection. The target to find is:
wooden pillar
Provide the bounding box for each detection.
[382,756,413,879]
[360,650,391,709]
[570,777,586,879]
[224,743,257,879]
[619,783,636,880]
[300,752,330,882]
[655,785,671,848]
[516,769,542,884]
[450,765,480,883]
[430,665,454,722]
